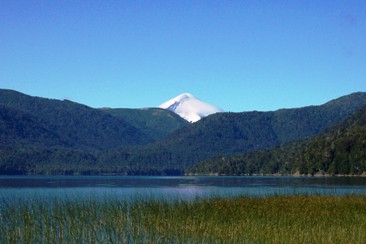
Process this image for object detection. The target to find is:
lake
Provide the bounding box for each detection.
[1,176,366,202]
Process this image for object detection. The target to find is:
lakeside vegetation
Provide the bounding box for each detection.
[1,194,366,243]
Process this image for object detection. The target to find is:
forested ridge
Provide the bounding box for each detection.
[101,107,188,140]
[0,89,153,149]
[188,105,366,176]
[99,92,366,172]
[0,89,187,175]
[1,89,366,175]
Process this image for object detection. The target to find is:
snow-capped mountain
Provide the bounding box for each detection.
[159,93,223,122]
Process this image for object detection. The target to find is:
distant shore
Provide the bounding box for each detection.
[187,171,366,177]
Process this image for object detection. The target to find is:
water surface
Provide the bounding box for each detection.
[1,176,366,201]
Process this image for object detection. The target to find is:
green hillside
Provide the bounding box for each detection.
[188,104,366,176]
[0,89,152,149]
[101,107,188,140]
[100,92,366,172]
[0,89,187,175]
[1,89,366,175]
[271,92,366,143]
[0,105,65,147]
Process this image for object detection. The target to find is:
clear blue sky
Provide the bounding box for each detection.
[1,0,365,112]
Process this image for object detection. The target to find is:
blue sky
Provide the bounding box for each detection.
[1,0,365,112]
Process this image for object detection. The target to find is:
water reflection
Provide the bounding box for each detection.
[1,176,366,202]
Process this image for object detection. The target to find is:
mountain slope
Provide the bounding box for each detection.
[189,104,366,176]
[100,107,188,140]
[0,105,65,147]
[271,92,366,143]
[159,93,223,122]
[100,92,366,172]
[1,89,366,176]
[0,89,152,149]
[0,89,188,175]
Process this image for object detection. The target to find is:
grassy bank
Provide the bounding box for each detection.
[1,195,366,243]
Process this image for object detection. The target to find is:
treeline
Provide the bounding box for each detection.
[188,105,366,176]
[0,146,183,176]
[101,107,188,140]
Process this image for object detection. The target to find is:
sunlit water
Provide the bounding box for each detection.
[1,176,366,202]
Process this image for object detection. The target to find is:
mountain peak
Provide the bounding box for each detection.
[159,93,223,122]
[177,93,194,98]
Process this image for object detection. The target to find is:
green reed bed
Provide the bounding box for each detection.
[1,194,366,243]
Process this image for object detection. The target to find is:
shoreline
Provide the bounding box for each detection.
[186,171,366,177]
[1,172,366,177]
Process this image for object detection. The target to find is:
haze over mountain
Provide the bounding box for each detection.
[159,93,223,122]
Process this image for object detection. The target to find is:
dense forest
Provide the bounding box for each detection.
[0,89,153,149]
[98,92,366,171]
[0,89,187,175]
[188,105,366,176]
[101,107,188,140]
[1,89,366,175]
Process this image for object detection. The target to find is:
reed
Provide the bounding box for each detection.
[1,194,366,243]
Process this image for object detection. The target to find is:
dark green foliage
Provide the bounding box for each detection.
[0,146,98,175]
[0,89,153,149]
[189,105,366,176]
[104,92,366,172]
[1,88,366,175]
[0,105,65,147]
[0,89,186,175]
[271,92,366,143]
[100,111,280,171]
[101,107,188,140]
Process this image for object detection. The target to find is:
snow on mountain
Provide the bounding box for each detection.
[159,93,223,122]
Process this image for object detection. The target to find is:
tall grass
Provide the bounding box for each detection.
[1,194,366,243]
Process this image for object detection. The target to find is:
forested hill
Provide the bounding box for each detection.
[100,107,188,140]
[0,89,153,149]
[101,92,366,171]
[0,89,188,174]
[188,104,366,176]
[0,104,65,147]
[1,89,366,175]
[271,92,366,143]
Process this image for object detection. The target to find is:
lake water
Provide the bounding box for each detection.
[1,176,366,201]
